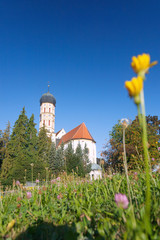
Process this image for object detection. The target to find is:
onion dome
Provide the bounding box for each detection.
[40,91,56,106]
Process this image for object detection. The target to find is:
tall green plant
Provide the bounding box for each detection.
[125,53,158,236]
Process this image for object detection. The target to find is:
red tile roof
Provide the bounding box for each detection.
[58,122,95,146]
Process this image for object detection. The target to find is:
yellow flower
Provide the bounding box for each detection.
[7,219,16,232]
[125,76,143,97]
[131,53,157,74]
[0,196,3,199]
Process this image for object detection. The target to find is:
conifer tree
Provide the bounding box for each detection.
[37,126,51,178]
[75,143,83,159]
[65,142,91,177]
[0,122,10,169]
[65,142,76,174]
[83,143,91,174]
[0,130,3,169]
[48,142,56,172]
[75,143,85,176]
[1,108,28,185]
[25,114,43,181]
[55,142,65,174]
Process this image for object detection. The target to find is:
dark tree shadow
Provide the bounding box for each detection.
[14,220,79,240]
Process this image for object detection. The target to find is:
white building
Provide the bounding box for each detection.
[39,90,56,142]
[39,89,102,178]
[57,122,97,164]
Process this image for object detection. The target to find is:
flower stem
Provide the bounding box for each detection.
[123,128,136,225]
[123,128,132,204]
[139,89,151,235]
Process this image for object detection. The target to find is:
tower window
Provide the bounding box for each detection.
[49,108,51,113]
[49,120,50,126]
[43,120,45,125]
[44,108,46,113]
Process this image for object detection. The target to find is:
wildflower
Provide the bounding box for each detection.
[26,192,32,199]
[57,193,63,199]
[158,147,160,151]
[125,76,143,98]
[134,172,138,175]
[131,53,157,74]
[30,163,34,167]
[38,190,42,195]
[56,177,60,181]
[51,179,56,184]
[36,179,39,183]
[120,118,130,128]
[16,180,20,186]
[152,158,155,161]
[7,219,16,232]
[115,193,129,209]
[1,196,3,199]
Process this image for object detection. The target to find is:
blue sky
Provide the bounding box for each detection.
[0,0,160,156]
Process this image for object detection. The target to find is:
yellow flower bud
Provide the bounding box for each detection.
[125,76,143,97]
[7,219,16,232]
[131,53,157,74]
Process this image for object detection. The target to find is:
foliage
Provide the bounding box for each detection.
[102,115,160,172]
[0,122,10,169]
[65,143,90,177]
[0,108,92,185]
[48,142,56,172]
[38,126,51,166]
[0,109,50,185]
[1,108,29,185]
[0,173,160,239]
[55,142,65,174]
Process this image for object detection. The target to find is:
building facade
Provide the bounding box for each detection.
[39,90,102,177]
[39,91,56,142]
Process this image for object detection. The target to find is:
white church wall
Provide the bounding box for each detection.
[63,139,96,164]
[56,129,66,139]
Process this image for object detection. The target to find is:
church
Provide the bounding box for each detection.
[39,89,102,179]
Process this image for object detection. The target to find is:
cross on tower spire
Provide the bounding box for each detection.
[48,81,50,92]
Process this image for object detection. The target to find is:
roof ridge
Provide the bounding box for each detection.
[71,123,83,139]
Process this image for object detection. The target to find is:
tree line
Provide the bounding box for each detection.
[102,115,160,172]
[0,108,91,186]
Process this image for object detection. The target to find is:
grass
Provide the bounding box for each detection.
[0,172,160,240]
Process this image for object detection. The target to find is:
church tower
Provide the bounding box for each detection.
[39,87,56,142]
